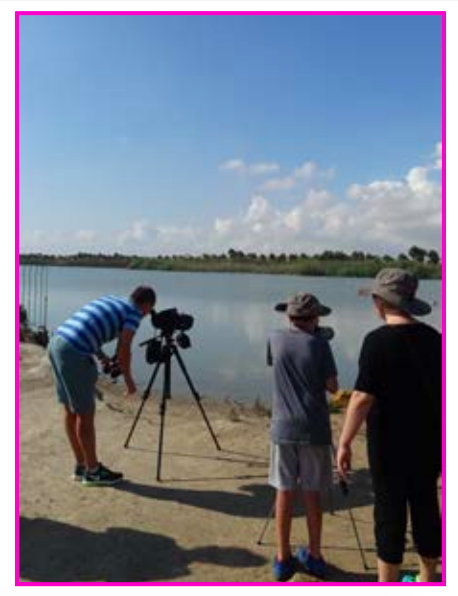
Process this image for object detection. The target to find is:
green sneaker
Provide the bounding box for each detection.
[401,574,420,582]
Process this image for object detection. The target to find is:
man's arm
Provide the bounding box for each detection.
[337,390,374,478]
[116,328,137,394]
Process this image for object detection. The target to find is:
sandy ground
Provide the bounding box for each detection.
[19,343,437,584]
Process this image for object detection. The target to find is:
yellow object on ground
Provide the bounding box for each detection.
[331,389,353,409]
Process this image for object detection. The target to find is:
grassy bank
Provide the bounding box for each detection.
[19,253,442,279]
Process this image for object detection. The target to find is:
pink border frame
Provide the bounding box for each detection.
[15,10,446,587]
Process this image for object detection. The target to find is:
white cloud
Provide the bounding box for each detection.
[434,142,442,170]
[75,229,97,243]
[116,219,156,248]
[219,158,245,173]
[294,161,319,179]
[342,163,441,248]
[283,207,303,232]
[260,176,296,192]
[214,218,235,236]
[21,142,442,257]
[20,229,105,253]
[219,158,280,176]
[244,195,277,225]
[406,166,437,197]
[222,145,442,254]
[248,162,280,175]
[304,189,334,210]
[260,160,334,194]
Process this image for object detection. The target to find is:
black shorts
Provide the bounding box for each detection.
[371,468,442,564]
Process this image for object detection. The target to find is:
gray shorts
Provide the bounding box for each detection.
[269,443,333,492]
[48,335,98,414]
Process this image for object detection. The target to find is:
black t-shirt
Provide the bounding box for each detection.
[355,322,442,476]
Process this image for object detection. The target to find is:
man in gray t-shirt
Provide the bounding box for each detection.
[267,293,338,582]
[268,328,337,445]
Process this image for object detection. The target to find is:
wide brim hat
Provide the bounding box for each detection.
[274,292,332,318]
[360,268,431,316]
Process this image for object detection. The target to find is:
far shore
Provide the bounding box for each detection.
[19,253,442,280]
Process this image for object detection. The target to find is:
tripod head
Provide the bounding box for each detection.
[140,326,192,366]
[140,308,193,362]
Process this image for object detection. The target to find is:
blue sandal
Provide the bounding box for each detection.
[272,555,298,582]
[295,546,327,579]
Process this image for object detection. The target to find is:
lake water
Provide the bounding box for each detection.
[19,266,442,404]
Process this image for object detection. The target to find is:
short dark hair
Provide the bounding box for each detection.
[130,286,156,307]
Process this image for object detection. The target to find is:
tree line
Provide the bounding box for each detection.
[19,245,441,279]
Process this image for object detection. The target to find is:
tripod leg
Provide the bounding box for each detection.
[347,504,370,571]
[156,355,171,482]
[124,360,162,448]
[331,444,370,571]
[172,346,222,451]
[257,499,276,545]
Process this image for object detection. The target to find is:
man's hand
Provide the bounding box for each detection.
[336,390,374,479]
[337,443,352,480]
[125,379,137,396]
[95,350,110,366]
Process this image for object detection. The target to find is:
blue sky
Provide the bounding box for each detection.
[19,13,443,256]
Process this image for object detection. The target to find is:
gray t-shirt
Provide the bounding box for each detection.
[267,327,338,445]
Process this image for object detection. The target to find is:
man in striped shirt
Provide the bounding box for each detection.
[48,286,156,486]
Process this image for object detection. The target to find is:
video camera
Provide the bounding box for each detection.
[151,308,194,336]
[142,308,194,364]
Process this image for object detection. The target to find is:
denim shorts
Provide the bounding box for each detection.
[48,334,98,414]
[269,443,333,491]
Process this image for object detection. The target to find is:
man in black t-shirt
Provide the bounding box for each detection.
[337,268,442,583]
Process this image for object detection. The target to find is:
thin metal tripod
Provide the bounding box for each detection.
[256,500,275,545]
[335,477,370,571]
[124,333,221,481]
[330,444,370,571]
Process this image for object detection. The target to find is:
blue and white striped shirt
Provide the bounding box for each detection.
[56,296,143,355]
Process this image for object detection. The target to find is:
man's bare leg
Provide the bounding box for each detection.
[303,491,323,559]
[276,490,295,561]
[63,406,85,464]
[418,556,438,582]
[76,410,98,470]
[377,559,400,582]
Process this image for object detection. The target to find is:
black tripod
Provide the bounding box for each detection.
[124,332,221,481]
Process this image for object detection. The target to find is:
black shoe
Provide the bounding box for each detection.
[82,463,123,486]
